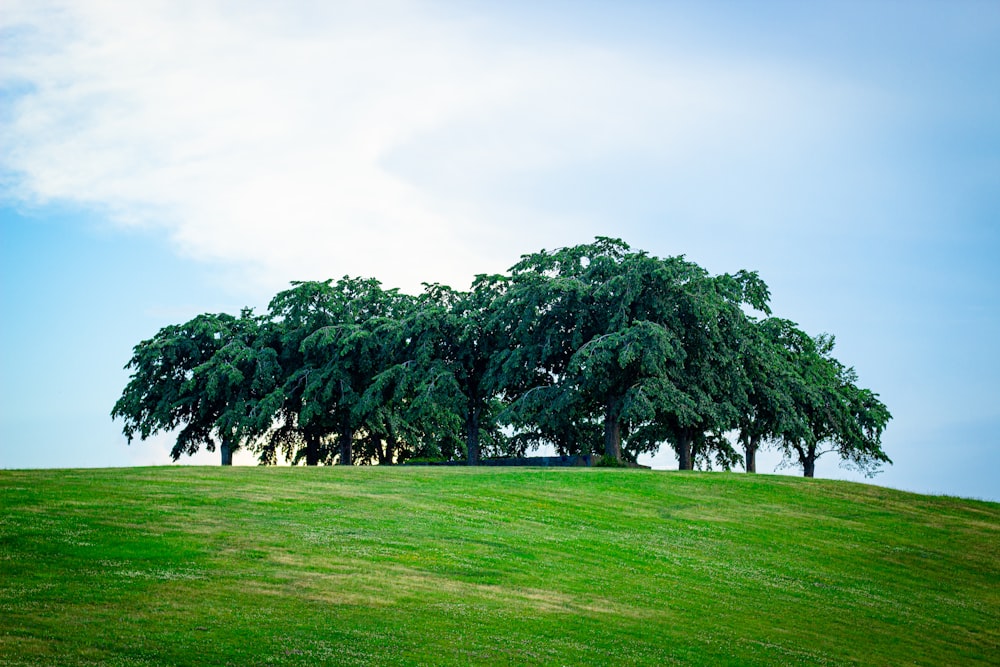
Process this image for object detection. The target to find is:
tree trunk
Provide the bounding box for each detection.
[339,429,352,466]
[466,405,481,466]
[221,440,233,466]
[385,434,396,465]
[305,434,320,466]
[677,430,694,470]
[744,435,757,473]
[796,441,816,477]
[603,401,622,461]
[376,434,396,465]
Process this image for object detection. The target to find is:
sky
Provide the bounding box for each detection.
[1,0,997,501]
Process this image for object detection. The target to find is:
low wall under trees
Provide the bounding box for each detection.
[407,455,595,467]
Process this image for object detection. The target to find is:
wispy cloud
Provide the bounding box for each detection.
[2,0,877,292]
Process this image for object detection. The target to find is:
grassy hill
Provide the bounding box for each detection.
[1,467,997,666]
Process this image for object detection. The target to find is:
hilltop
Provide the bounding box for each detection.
[1,468,997,665]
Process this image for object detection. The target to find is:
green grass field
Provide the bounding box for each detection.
[1,467,997,666]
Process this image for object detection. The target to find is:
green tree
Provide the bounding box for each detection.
[499,238,657,462]
[500,238,769,467]
[382,279,512,465]
[649,269,769,470]
[112,310,274,464]
[297,277,415,466]
[736,318,805,473]
[252,280,346,465]
[778,334,892,477]
[353,302,436,464]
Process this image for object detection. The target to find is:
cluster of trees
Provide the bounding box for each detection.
[113,238,891,477]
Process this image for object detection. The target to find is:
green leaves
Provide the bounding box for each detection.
[755,329,893,477]
[111,311,266,462]
[499,239,768,466]
[112,237,890,477]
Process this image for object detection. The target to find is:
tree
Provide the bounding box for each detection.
[736,318,804,473]
[251,280,346,465]
[112,309,274,464]
[353,305,438,465]
[297,277,416,466]
[383,278,513,465]
[646,268,770,470]
[499,238,770,467]
[778,334,892,477]
[499,238,665,462]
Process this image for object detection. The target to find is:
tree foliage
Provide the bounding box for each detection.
[775,333,892,477]
[497,238,773,470]
[113,238,891,476]
[112,310,275,464]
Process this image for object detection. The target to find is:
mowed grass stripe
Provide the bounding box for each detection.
[1,467,997,666]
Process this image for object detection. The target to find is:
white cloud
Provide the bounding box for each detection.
[1,0,875,293]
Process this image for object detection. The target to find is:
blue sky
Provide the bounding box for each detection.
[1,0,997,501]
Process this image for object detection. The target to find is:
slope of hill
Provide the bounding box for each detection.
[1,467,997,665]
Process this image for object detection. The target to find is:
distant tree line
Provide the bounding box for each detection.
[112,238,891,477]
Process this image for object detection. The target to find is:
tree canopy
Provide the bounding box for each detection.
[113,238,891,477]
